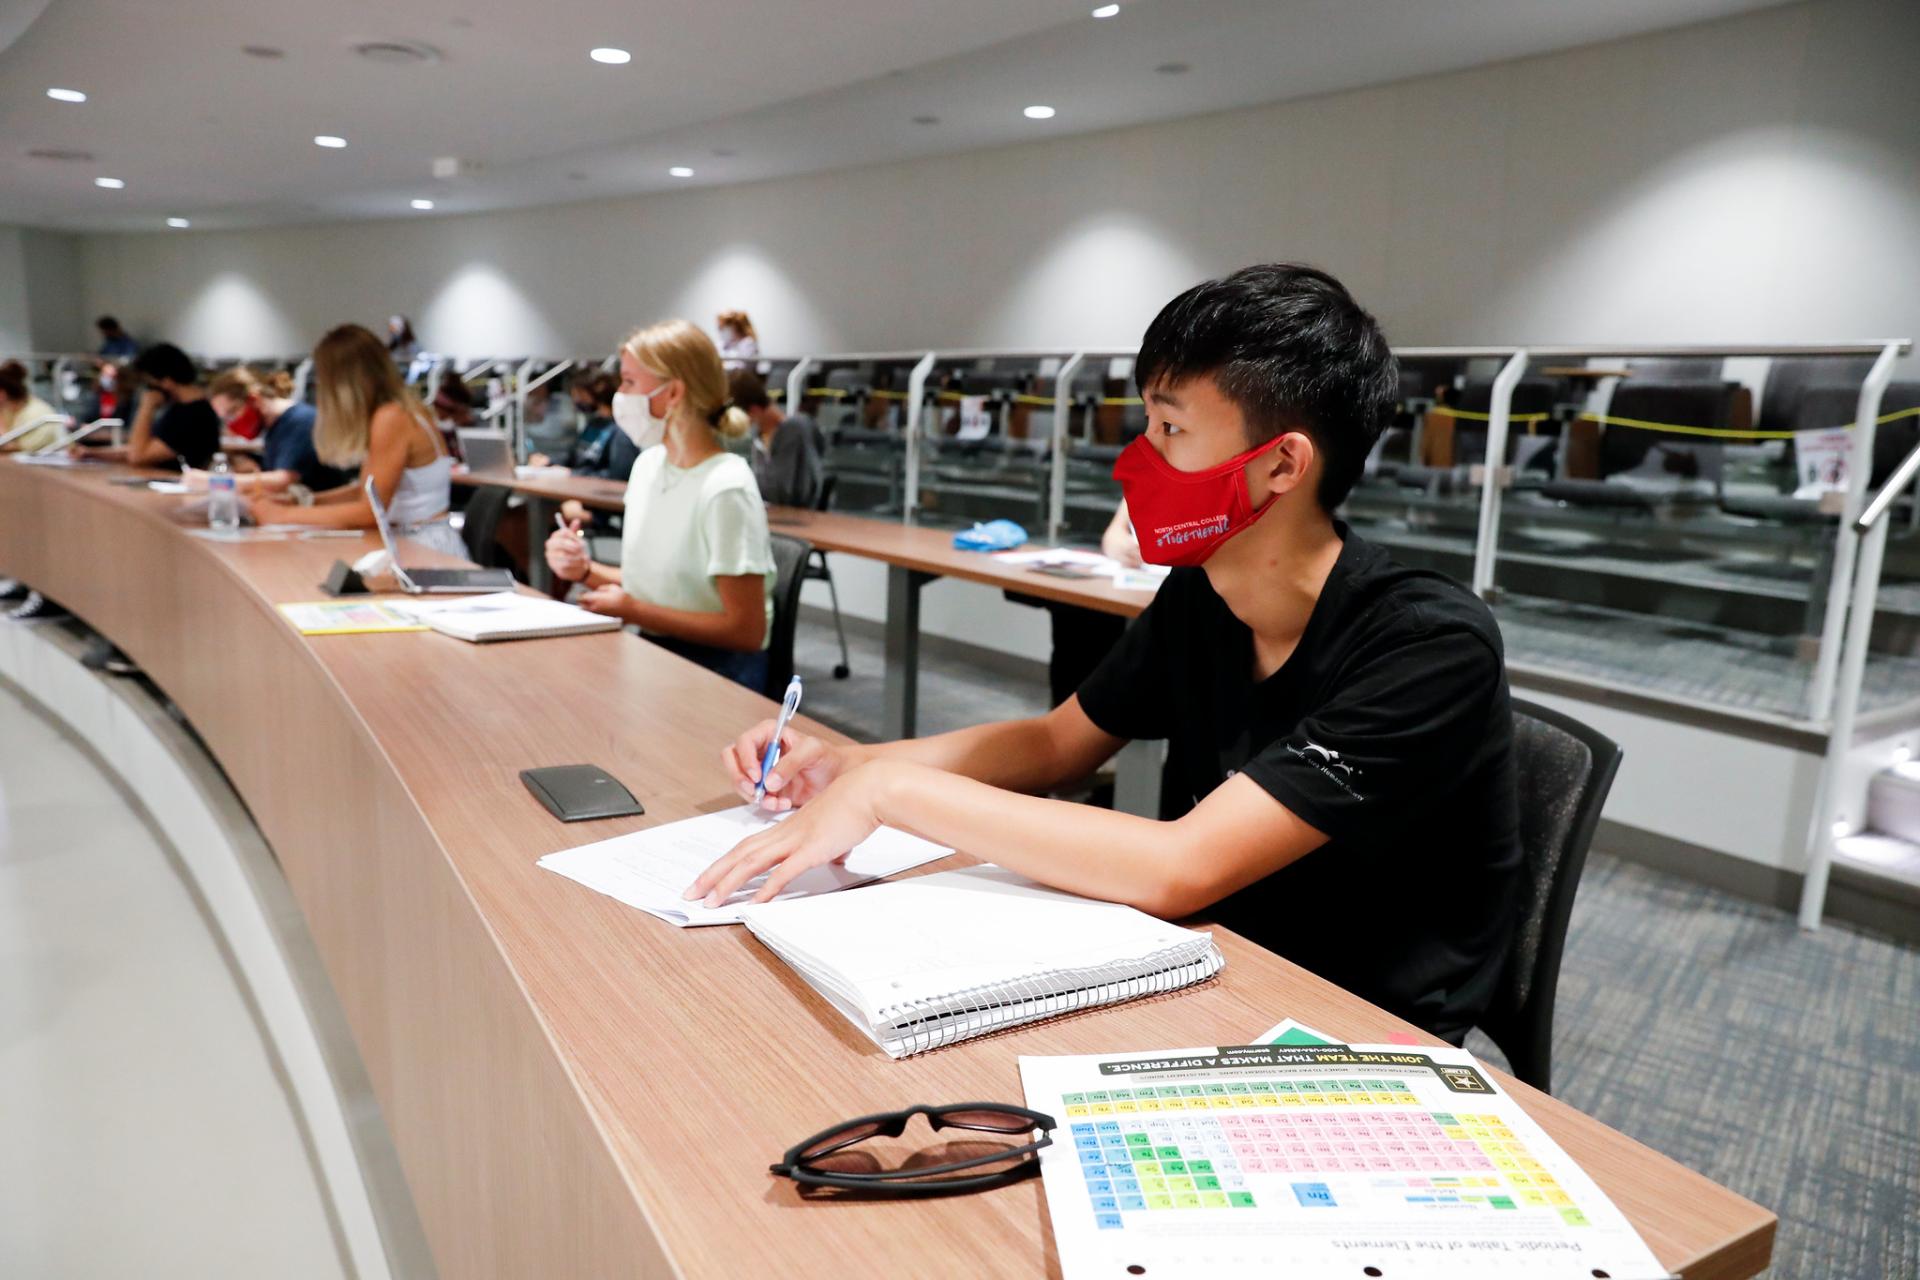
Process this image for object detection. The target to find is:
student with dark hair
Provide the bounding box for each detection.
[74,342,219,469]
[96,316,138,359]
[693,263,1520,1043]
[731,368,823,508]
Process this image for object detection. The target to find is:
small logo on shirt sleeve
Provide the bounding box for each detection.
[1287,739,1365,798]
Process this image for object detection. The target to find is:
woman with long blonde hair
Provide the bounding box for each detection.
[250,323,463,556]
[546,319,775,690]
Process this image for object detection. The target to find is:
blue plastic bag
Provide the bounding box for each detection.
[952,519,1029,552]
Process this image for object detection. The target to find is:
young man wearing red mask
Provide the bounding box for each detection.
[691,264,1519,1043]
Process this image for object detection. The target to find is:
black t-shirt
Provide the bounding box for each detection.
[1077,525,1520,1040]
[153,397,220,470]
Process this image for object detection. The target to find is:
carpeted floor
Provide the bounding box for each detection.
[792,612,1920,1280]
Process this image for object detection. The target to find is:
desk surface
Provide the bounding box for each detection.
[455,466,1154,617]
[3,459,1774,1279]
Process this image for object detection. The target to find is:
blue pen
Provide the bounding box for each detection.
[754,675,804,806]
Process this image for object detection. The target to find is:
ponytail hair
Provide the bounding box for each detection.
[620,318,751,441]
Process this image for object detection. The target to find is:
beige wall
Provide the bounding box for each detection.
[44,0,1920,367]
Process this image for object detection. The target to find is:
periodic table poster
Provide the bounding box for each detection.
[1020,1043,1670,1279]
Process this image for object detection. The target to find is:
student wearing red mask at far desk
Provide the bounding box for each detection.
[692,264,1521,1045]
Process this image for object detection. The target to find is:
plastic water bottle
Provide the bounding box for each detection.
[208,453,239,532]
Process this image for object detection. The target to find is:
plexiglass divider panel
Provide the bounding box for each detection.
[904,349,1078,533]
[1481,345,1918,729]
[792,352,927,518]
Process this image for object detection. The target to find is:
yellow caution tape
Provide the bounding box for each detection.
[1428,403,1919,441]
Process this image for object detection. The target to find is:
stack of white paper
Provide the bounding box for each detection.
[537,804,953,926]
[392,591,621,642]
[738,865,1223,1057]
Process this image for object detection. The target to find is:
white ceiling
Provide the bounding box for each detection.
[0,0,1790,233]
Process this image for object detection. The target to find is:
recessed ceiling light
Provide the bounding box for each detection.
[46,87,87,103]
[1092,3,1120,16]
[1023,104,1056,120]
[166,217,190,228]
[314,134,347,148]
[1155,61,1190,75]
[411,198,435,210]
[590,47,631,65]
[94,177,124,189]
[912,115,940,126]
[353,41,441,66]
[668,166,694,178]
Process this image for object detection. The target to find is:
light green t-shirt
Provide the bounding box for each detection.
[5,396,61,453]
[619,446,775,648]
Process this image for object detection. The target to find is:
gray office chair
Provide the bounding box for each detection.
[802,475,851,679]
[459,484,512,568]
[1478,699,1622,1095]
[765,532,813,697]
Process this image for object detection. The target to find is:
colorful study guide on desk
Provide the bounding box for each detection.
[537,804,952,926]
[275,600,427,635]
[1021,1042,1670,1280]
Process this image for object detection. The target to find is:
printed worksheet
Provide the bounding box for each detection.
[1021,1042,1670,1279]
[537,804,952,926]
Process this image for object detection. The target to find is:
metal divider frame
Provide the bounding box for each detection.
[1045,351,1086,544]
[1797,338,1913,929]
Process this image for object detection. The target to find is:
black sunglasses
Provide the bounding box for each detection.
[771,1103,1056,1196]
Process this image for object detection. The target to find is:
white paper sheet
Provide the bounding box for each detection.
[1021,1043,1670,1280]
[537,804,953,926]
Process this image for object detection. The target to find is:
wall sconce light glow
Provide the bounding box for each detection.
[1023,104,1056,120]
[94,176,124,189]
[313,135,347,149]
[47,87,87,103]
[669,166,694,178]
[589,47,631,64]
[1091,4,1120,17]
[411,198,435,210]
[166,217,190,228]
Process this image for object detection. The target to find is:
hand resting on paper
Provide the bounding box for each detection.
[686,759,901,908]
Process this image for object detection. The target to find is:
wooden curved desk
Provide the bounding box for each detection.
[0,460,1774,1278]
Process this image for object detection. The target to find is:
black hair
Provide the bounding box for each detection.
[727,368,772,413]
[96,315,122,332]
[133,342,198,388]
[1134,263,1397,511]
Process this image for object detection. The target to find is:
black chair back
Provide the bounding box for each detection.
[1479,698,1623,1094]
[765,533,812,696]
[460,485,511,567]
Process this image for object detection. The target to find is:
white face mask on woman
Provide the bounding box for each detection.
[611,383,672,450]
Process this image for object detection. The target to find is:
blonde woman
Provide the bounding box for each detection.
[546,319,775,690]
[715,309,759,369]
[0,361,63,452]
[250,323,463,556]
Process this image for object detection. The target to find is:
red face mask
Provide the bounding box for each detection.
[223,403,264,439]
[1112,433,1281,567]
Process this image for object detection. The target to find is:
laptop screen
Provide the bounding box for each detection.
[457,429,511,473]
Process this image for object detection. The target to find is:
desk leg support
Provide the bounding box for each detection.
[526,494,554,593]
[883,567,932,738]
[1113,738,1164,817]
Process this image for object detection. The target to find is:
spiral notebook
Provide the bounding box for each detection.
[737,865,1224,1058]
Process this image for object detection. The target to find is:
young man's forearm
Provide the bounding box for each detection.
[866,764,1200,916]
[855,713,1108,796]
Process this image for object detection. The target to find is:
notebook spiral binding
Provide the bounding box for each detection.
[876,938,1224,1056]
